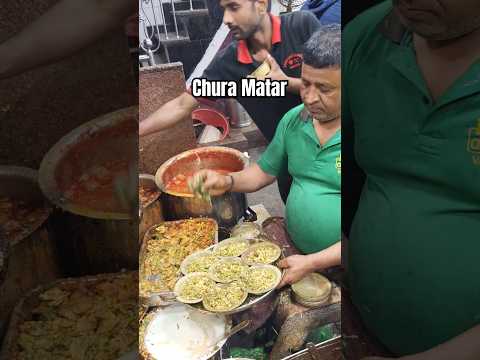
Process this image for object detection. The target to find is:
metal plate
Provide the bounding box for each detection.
[139,219,219,307]
[140,303,232,360]
[1,271,137,360]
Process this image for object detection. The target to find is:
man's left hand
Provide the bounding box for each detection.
[276,254,315,288]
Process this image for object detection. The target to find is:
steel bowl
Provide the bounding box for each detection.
[139,174,163,242]
[155,146,249,231]
[39,106,137,220]
[0,166,60,339]
[38,107,139,275]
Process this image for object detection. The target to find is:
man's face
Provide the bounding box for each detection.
[393,0,480,40]
[300,64,341,123]
[220,0,265,40]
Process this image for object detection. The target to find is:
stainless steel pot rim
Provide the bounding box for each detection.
[154,146,249,194]
[0,165,53,245]
[139,174,161,209]
[0,166,38,182]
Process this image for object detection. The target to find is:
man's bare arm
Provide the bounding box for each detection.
[0,0,135,79]
[277,241,341,287]
[230,163,277,193]
[139,92,199,137]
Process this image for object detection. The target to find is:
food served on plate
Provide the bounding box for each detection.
[244,265,282,295]
[140,219,216,296]
[181,251,218,275]
[209,257,248,283]
[12,272,137,360]
[213,237,250,257]
[174,272,216,303]
[202,282,248,312]
[242,242,281,265]
[0,197,50,243]
[139,185,159,208]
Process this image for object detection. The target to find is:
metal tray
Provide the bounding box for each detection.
[0,271,138,360]
[180,238,285,316]
[139,218,218,307]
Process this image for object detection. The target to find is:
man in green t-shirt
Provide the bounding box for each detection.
[344,1,480,359]
[193,25,342,286]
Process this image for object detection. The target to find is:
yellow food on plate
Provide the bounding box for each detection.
[209,258,248,283]
[244,265,281,295]
[213,237,250,257]
[242,242,281,265]
[183,252,218,274]
[14,273,137,360]
[175,273,215,303]
[202,282,248,312]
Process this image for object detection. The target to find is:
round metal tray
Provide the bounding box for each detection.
[180,239,285,316]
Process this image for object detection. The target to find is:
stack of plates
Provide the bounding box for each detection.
[291,273,332,308]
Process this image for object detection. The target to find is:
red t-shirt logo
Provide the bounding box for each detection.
[283,53,303,70]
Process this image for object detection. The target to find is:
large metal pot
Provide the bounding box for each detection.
[139,174,163,243]
[0,166,61,339]
[39,107,138,276]
[155,146,248,232]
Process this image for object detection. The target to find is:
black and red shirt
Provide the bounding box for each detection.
[200,11,320,141]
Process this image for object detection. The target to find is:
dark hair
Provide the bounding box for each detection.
[303,24,341,68]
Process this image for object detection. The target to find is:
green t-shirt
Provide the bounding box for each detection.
[344,1,480,355]
[257,104,341,254]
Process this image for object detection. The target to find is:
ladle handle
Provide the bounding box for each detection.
[211,319,251,348]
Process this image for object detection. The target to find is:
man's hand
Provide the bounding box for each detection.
[190,169,232,197]
[261,54,301,94]
[264,54,289,82]
[277,254,315,288]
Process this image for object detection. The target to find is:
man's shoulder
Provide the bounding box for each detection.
[212,42,238,63]
[280,10,319,30]
[279,104,306,130]
[343,1,393,55]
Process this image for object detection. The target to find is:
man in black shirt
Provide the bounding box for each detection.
[140,0,320,202]
[140,1,319,140]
